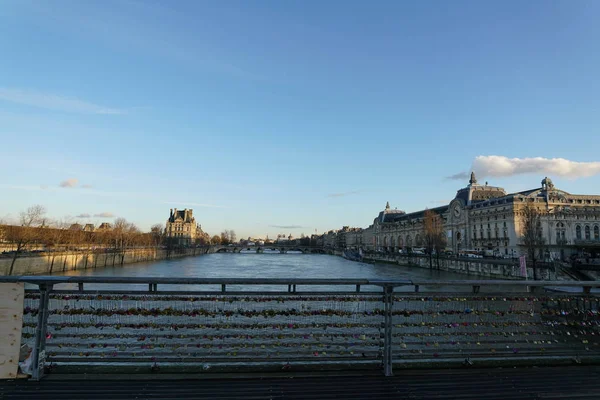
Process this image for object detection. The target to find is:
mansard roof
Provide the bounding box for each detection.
[395,205,449,222]
[168,208,195,223]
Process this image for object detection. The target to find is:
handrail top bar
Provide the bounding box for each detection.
[0,275,599,288]
[411,280,600,287]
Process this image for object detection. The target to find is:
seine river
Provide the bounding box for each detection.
[58,252,481,281]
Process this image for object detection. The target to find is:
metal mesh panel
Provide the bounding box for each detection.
[391,294,600,362]
[23,291,385,373]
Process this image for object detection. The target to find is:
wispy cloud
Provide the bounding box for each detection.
[58,178,93,189]
[445,172,469,181]
[76,213,91,218]
[59,178,79,188]
[327,190,361,198]
[161,202,228,208]
[94,212,115,218]
[0,87,124,115]
[269,225,305,229]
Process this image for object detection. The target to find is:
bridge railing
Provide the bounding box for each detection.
[1,276,600,379]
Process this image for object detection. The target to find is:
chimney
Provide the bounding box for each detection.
[170,209,173,217]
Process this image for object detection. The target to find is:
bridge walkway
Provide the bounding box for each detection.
[2,366,599,399]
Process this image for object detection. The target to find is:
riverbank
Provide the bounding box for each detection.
[358,253,561,280]
[0,247,204,276]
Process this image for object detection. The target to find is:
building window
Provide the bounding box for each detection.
[595,225,600,240]
[585,225,591,240]
[576,225,582,240]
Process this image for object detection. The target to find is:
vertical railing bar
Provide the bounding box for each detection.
[31,283,52,381]
[221,284,226,293]
[356,284,361,293]
[414,285,419,293]
[383,284,394,377]
[78,283,84,292]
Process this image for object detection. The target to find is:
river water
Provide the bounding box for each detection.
[53,252,490,292]
[59,252,481,281]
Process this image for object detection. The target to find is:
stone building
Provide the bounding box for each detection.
[166,208,197,246]
[366,173,600,260]
[83,224,95,232]
[336,226,363,250]
[97,223,112,231]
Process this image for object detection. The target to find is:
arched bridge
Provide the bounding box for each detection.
[206,244,328,254]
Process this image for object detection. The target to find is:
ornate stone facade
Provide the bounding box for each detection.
[364,174,600,260]
[166,208,197,246]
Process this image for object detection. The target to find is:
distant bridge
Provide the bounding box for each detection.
[205,244,328,254]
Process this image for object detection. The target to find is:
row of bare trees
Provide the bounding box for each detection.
[215,230,236,245]
[1,206,160,275]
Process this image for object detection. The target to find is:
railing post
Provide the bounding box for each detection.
[383,285,394,377]
[31,283,53,381]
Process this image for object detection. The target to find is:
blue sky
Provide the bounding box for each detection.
[1,0,599,239]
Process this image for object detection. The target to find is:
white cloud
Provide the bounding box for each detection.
[473,156,600,179]
[59,178,79,188]
[76,213,91,218]
[0,88,124,115]
[94,212,115,218]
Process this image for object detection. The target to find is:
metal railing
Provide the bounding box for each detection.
[2,276,600,380]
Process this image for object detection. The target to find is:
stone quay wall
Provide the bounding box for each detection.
[361,254,556,280]
[0,247,203,276]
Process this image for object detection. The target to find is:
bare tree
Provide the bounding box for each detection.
[150,224,164,249]
[520,202,545,280]
[6,205,46,275]
[228,229,237,244]
[211,235,222,245]
[423,209,445,270]
[220,230,231,245]
[43,220,69,273]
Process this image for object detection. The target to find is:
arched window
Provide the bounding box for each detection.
[398,237,404,247]
[585,225,591,240]
[415,234,422,247]
[383,237,388,246]
[576,225,582,240]
[595,226,600,240]
[406,235,412,247]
